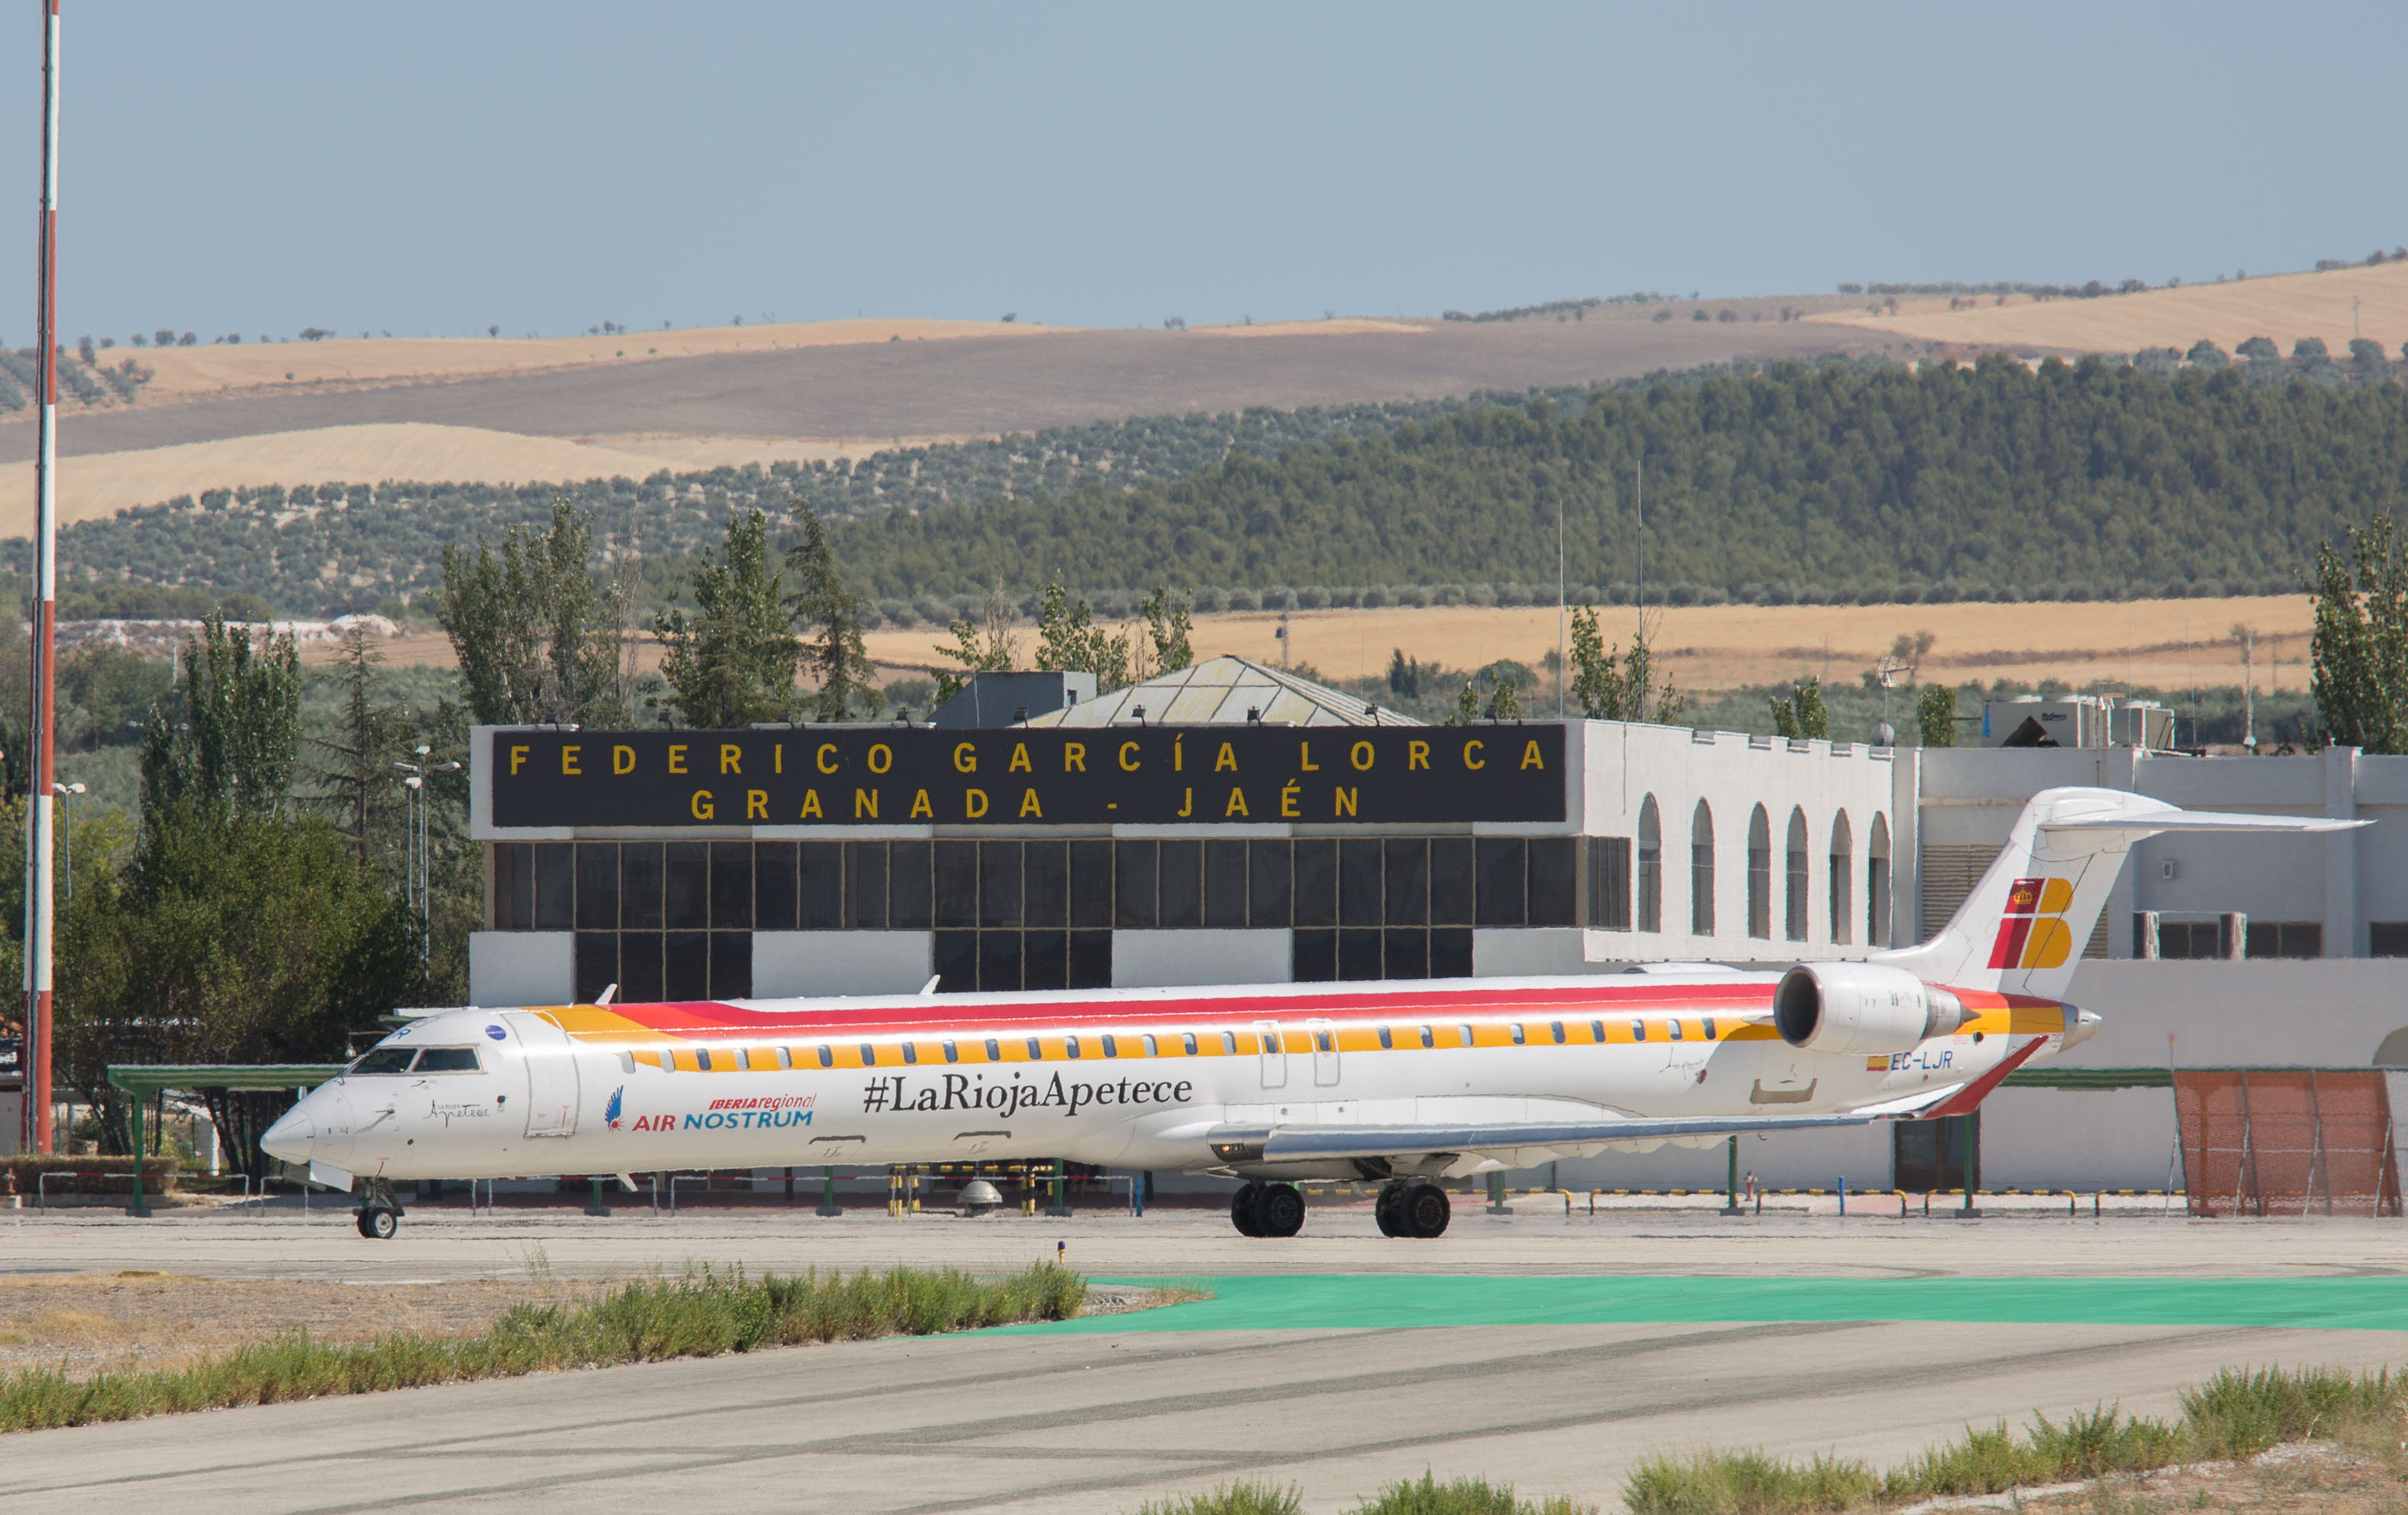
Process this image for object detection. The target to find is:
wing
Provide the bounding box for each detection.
[1204,1085,1961,1175]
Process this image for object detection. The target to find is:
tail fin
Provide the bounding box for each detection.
[1874,786,2364,999]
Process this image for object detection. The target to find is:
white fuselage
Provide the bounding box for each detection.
[267,972,2078,1185]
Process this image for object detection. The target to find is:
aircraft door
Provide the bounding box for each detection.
[1306,1018,1340,1086]
[1254,1020,1288,1089]
[501,1011,580,1138]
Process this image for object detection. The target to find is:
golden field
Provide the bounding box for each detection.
[1822,258,2408,359]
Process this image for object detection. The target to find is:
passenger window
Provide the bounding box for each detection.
[1511,1024,1526,1046]
[1457,1024,1474,1046]
[696,1049,715,1072]
[985,1039,1001,1061]
[1102,1034,1118,1057]
[1260,1032,1277,1054]
[943,1040,959,1063]
[816,1045,832,1068]
[1143,1033,1159,1056]
[1315,1030,1333,1053]
[1378,1026,1394,1049]
[620,1050,637,1075]
[1419,1025,1434,1048]
[902,1043,919,1064]
[859,1043,876,1066]
[1067,1036,1082,1059]
[1632,1020,1647,1041]
[1027,1036,1042,1059]
[777,1046,793,1070]
[1702,1017,1717,1040]
[1550,1020,1566,1044]
[1670,1020,1685,1041]
[1590,1020,1605,1043]
[1182,1032,1199,1056]
[1221,1030,1238,1055]
[735,1048,754,1071]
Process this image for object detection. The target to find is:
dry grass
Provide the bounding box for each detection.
[0,1269,603,1378]
[96,318,1076,407]
[1817,259,2408,359]
[0,422,969,536]
[859,595,2312,695]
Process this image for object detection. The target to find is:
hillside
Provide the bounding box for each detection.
[15,355,2403,622]
[1828,258,2408,360]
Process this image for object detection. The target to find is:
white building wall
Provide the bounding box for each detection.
[468,931,572,1007]
[1573,721,1900,966]
[753,932,933,998]
[1112,929,1292,989]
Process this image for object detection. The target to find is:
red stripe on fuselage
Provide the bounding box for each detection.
[586,978,2048,1042]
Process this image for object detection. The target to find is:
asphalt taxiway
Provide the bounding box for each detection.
[4,1203,2404,1514]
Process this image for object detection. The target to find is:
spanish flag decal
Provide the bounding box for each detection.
[1988,875,2075,970]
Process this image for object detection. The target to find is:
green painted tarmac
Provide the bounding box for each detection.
[1002,1275,2408,1335]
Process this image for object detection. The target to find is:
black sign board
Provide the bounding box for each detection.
[0,1038,18,1077]
[490,725,1566,830]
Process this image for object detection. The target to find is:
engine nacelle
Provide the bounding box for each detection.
[1772,962,1973,1056]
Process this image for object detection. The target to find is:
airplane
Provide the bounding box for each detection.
[264,787,2355,1240]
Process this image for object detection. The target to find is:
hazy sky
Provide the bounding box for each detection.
[0,2,2398,340]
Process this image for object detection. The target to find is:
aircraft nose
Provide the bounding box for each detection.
[2064,1007,2103,1049]
[261,1102,315,1164]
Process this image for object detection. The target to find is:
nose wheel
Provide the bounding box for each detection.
[354,1179,404,1240]
[1228,1181,1306,1238]
[1375,1181,1451,1238]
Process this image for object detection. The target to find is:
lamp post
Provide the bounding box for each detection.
[393,748,460,962]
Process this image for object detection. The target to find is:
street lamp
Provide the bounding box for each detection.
[51,782,83,903]
[393,748,461,961]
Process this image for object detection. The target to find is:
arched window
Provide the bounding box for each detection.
[1829,811,1854,946]
[1689,800,1715,935]
[1746,804,1771,939]
[1868,813,1892,946]
[1637,795,1662,933]
[1784,807,1809,942]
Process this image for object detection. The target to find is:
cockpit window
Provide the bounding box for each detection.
[412,1047,484,1072]
[350,1047,415,1075]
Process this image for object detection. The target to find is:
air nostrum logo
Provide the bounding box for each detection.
[862,1070,1195,1119]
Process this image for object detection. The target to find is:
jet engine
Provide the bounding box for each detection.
[1772,962,1974,1056]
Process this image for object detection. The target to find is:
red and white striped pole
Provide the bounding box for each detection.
[23,0,59,1155]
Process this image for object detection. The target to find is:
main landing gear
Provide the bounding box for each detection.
[355,1179,404,1241]
[1230,1181,1306,1238]
[1374,1180,1452,1239]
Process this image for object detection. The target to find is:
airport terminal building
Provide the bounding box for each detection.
[466,660,2408,1196]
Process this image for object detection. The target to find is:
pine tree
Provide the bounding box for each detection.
[1916,685,1959,748]
[660,509,799,727]
[786,501,880,721]
[310,624,408,864]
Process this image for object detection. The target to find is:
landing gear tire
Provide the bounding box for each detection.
[1401,1182,1451,1239]
[1256,1183,1306,1238]
[356,1205,399,1241]
[1230,1182,1266,1237]
[1374,1182,1408,1237]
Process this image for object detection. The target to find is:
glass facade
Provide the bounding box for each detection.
[492,834,1608,998]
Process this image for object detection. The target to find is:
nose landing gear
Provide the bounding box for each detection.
[1374,1180,1451,1238]
[354,1179,404,1240]
[1228,1181,1306,1238]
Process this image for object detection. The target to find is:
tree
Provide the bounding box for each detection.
[139,615,301,819]
[659,508,799,727]
[1917,684,1958,748]
[1034,583,1131,691]
[60,643,171,750]
[2186,339,2229,368]
[2237,336,2280,361]
[1140,586,1193,677]
[1488,677,1522,721]
[1766,677,1826,739]
[1567,606,1684,723]
[2310,514,2408,753]
[433,499,619,727]
[933,589,1020,706]
[2351,338,2394,384]
[785,500,880,721]
[310,624,409,864]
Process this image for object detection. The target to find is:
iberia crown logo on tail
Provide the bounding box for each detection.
[1989,877,2074,969]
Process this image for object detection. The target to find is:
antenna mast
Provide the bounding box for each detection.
[23,0,60,1154]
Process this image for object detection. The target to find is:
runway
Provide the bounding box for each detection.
[3,1204,2404,1514]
